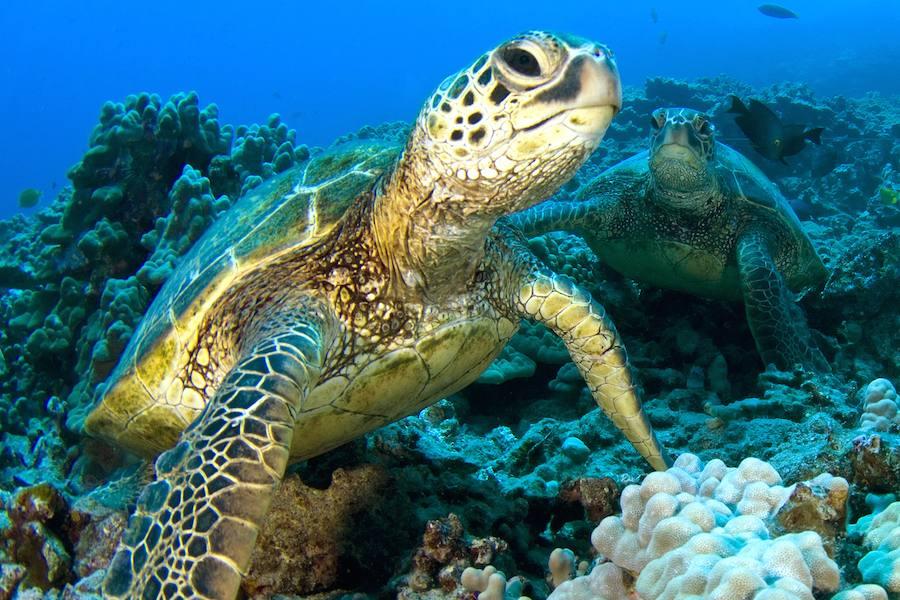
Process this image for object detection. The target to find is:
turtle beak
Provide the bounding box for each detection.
[560,44,622,137]
[579,44,622,114]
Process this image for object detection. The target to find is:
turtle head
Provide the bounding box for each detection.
[405,31,621,215]
[648,108,719,209]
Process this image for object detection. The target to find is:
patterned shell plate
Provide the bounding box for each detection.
[90,138,401,428]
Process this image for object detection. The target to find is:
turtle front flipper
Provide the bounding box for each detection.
[507,200,592,237]
[103,310,329,600]
[517,267,671,471]
[736,229,829,372]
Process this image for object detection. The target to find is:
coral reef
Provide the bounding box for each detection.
[395,513,513,599]
[0,74,897,598]
[461,565,526,600]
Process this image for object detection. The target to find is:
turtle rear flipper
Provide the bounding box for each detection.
[737,230,829,373]
[103,310,328,600]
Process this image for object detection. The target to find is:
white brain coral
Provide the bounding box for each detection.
[591,453,798,574]
[856,501,900,593]
[832,583,890,600]
[543,562,630,600]
[634,530,839,600]
[461,565,529,600]
[549,453,845,600]
[859,378,900,432]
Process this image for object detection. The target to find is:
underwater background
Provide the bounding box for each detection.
[1,1,899,599]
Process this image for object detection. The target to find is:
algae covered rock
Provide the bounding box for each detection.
[243,465,391,597]
[0,484,71,592]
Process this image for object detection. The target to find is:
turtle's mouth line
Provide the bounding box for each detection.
[519,104,618,133]
[656,143,702,164]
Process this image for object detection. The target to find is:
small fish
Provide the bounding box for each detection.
[758,4,798,19]
[651,7,658,23]
[728,96,823,164]
[18,188,41,208]
[880,186,899,206]
[658,31,668,45]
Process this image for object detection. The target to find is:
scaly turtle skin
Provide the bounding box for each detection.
[86,32,670,600]
[512,107,829,372]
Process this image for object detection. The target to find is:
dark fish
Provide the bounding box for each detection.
[658,31,668,45]
[651,7,658,23]
[758,4,798,18]
[728,96,823,164]
[18,188,41,208]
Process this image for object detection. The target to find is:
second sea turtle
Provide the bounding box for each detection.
[512,107,829,371]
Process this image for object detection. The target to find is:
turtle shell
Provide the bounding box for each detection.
[575,142,826,299]
[715,143,827,291]
[85,137,401,450]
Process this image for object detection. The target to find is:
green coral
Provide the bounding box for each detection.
[0,91,240,440]
[138,166,231,287]
[219,113,307,196]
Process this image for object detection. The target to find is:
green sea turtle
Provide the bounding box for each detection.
[86,32,670,599]
[511,107,829,371]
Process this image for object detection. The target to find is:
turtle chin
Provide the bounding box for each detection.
[562,105,617,139]
[650,148,709,194]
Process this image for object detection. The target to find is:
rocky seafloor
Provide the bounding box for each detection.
[0,76,897,599]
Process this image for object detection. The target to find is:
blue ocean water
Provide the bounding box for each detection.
[1,0,897,219]
[2,1,900,597]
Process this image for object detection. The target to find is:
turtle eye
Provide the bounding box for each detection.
[500,46,542,77]
[693,115,713,137]
[651,110,666,130]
